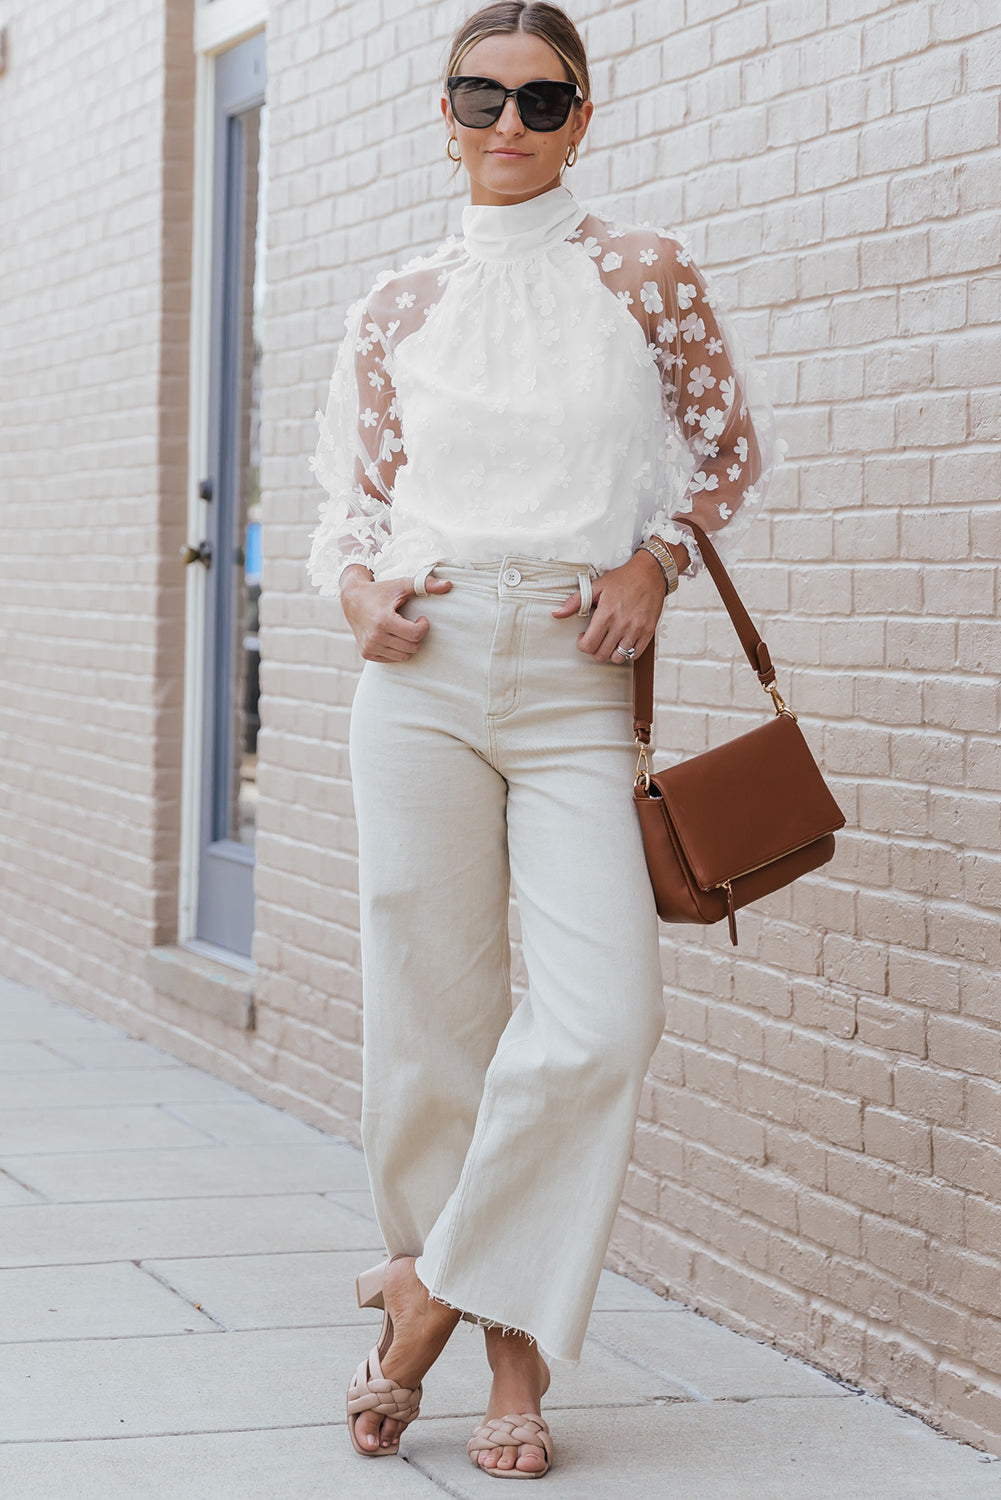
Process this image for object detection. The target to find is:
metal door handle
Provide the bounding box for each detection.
[181,541,213,569]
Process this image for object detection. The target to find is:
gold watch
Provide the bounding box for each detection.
[639,535,680,596]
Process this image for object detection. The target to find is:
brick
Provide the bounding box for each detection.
[736,1061,801,1125]
[857,997,926,1056]
[894,732,966,789]
[967,1195,1001,1258]
[929,212,1001,275]
[797,1086,863,1151]
[972,506,1001,559]
[863,339,933,394]
[966,854,1001,911]
[862,1213,929,1288]
[861,4,931,65]
[767,1226,834,1294]
[888,951,961,1011]
[764,1123,827,1190]
[823,179,888,238]
[894,162,960,226]
[862,1106,933,1172]
[860,113,927,175]
[933,0,1000,41]
[896,391,968,447]
[821,617,886,668]
[885,620,958,673]
[798,132,860,193]
[959,620,1001,673]
[966,1077,1001,1138]
[923,675,999,735]
[893,48,964,112]
[930,93,1000,160]
[789,562,853,614]
[797,1185,862,1255]
[970,275,1001,323]
[805,1304,866,1384]
[821,724,890,778]
[711,5,768,64]
[797,348,864,402]
[770,303,833,354]
[831,292,897,345]
[761,194,825,252]
[929,1244,1001,1321]
[682,1045,739,1101]
[825,68,892,131]
[962,965,1001,1025]
[967,739,1001,794]
[798,27,863,86]
[936,1365,1001,1454]
[862,786,931,845]
[928,1014,1001,1077]
[900,508,970,560]
[933,1127,1001,1195]
[929,793,1001,856]
[863,1327,937,1410]
[892,1172,968,1245]
[826,1145,898,1216]
[970,391,1001,443]
[738,1164,800,1231]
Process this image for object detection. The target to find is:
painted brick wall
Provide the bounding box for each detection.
[0,2,193,997]
[255,0,1001,1452]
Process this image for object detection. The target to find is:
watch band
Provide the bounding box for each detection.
[639,535,680,595]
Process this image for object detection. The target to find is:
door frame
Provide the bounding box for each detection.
[179,0,267,964]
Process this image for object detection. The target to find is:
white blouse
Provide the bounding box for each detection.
[308,185,778,593]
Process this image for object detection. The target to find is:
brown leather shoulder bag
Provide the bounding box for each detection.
[632,521,845,946]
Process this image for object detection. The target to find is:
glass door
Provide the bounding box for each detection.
[194,31,266,957]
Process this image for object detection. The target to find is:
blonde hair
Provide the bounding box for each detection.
[445,2,591,102]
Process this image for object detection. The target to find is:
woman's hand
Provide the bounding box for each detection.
[552,546,684,662]
[341,565,452,662]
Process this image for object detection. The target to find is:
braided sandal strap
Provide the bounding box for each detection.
[347,1349,422,1427]
[467,1413,553,1474]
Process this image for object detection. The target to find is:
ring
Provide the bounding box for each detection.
[615,643,636,661]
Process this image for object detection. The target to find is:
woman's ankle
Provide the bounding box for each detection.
[484,1329,549,1388]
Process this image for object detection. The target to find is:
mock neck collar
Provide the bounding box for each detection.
[461,185,587,262]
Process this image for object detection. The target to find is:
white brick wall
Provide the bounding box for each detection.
[0,0,192,998]
[2,0,1000,1456]
[256,0,1001,1451]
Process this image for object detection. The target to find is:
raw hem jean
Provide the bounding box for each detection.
[349,557,665,1364]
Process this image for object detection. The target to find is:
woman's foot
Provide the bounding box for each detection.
[472,1327,551,1476]
[352,1257,460,1454]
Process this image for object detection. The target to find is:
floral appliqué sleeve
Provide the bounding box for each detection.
[307,291,405,594]
[578,216,779,575]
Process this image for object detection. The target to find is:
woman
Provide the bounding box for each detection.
[309,1,774,1479]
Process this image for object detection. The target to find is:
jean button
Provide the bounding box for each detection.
[502,567,522,587]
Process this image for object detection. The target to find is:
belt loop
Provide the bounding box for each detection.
[577,570,594,616]
[413,562,438,597]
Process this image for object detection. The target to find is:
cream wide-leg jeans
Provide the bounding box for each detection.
[348,557,666,1364]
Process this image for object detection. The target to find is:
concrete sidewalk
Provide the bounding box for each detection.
[0,976,998,1499]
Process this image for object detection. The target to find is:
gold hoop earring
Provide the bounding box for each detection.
[564,142,578,169]
[447,137,461,162]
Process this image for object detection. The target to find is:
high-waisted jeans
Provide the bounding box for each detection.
[349,558,665,1363]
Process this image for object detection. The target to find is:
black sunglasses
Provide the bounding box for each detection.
[446,75,581,133]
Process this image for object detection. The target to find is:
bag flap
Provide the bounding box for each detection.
[650,714,845,891]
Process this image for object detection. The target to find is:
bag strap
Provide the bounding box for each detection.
[633,519,777,746]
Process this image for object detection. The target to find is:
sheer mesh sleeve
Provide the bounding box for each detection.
[579,216,780,577]
[307,293,405,595]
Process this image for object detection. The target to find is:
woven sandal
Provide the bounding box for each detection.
[467,1413,554,1479]
[347,1306,422,1458]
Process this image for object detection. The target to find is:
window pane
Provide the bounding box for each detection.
[226,102,266,847]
